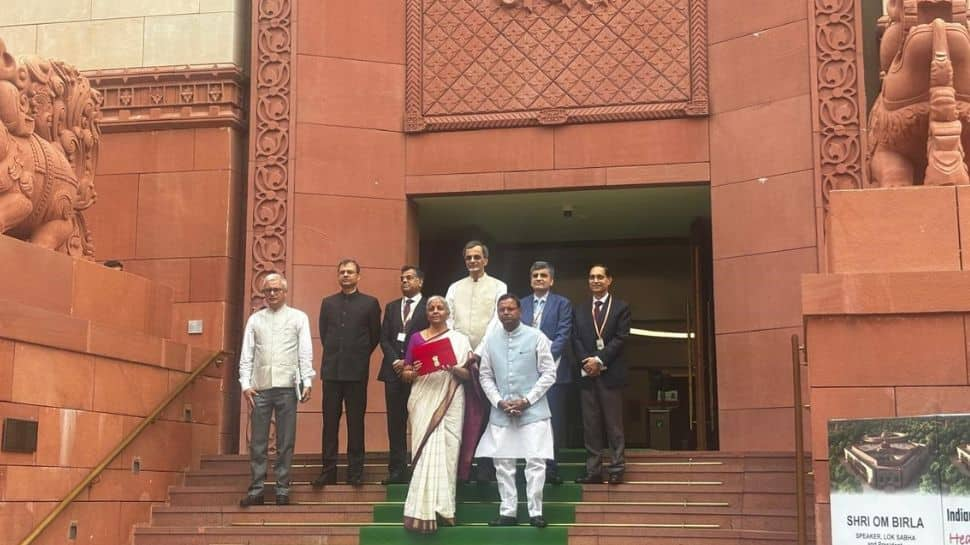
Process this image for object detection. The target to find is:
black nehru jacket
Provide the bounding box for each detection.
[318,291,381,382]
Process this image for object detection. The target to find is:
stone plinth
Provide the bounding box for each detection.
[0,235,224,545]
[804,187,970,545]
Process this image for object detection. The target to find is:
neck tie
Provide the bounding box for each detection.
[533,299,544,327]
[594,300,604,324]
[402,298,413,330]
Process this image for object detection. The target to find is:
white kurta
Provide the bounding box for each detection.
[445,273,508,352]
[474,328,556,459]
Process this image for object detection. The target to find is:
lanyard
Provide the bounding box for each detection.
[592,296,612,343]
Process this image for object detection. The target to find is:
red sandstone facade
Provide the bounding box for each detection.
[2,0,925,544]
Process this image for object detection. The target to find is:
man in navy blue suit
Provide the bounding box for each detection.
[519,261,573,485]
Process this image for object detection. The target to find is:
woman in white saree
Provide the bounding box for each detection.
[398,296,472,533]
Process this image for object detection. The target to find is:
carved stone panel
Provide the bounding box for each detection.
[405,0,709,132]
[86,66,246,132]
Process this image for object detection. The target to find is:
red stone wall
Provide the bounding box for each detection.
[87,127,246,354]
[804,187,970,545]
[86,126,245,453]
[273,0,822,454]
[279,1,412,454]
[0,237,221,545]
[707,0,817,451]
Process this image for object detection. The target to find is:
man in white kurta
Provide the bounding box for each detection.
[476,295,557,528]
[445,240,508,353]
[238,273,315,507]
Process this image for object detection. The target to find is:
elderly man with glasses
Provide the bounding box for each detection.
[445,240,508,483]
[238,273,315,507]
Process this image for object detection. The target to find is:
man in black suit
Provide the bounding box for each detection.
[377,265,428,484]
[572,264,631,485]
[313,258,381,487]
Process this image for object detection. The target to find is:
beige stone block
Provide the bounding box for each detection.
[0,26,38,57]
[200,0,236,12]
[92,0,199,19]
[37,19,144,70]
[144,13,237,66]
[0,1,90,26]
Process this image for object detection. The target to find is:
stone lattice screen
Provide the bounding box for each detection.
[405,0,708,131]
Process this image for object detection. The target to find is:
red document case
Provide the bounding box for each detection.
[411,338,457,376]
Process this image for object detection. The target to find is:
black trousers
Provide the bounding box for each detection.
[545,382,568,474]
[321,379,367,479]
[581,378,625,476]
[383,380,411,474]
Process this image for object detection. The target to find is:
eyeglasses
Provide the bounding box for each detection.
[464,255,484,261]
[531,272,550,278]
[262,287,284,294]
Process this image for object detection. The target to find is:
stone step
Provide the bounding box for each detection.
[566,526,812,544]
[132,525,358,545]
[198,450,808,472]
[182,467,776,490]
[166,484,388,506]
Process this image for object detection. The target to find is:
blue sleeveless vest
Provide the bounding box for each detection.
[485,325,551,427]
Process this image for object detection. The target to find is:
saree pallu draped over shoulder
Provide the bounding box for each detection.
[402,329,471,533]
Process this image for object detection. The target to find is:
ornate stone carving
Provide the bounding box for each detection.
[811,0,866,207]
[867,0,970,187]
[0,39,101,257]
[85,66,245,132]
[246,0,293,311]
[405,0,708,132]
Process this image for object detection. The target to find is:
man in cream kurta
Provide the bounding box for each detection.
[445,240,508,353]
[476,294,557,528]
[238,273,315,507]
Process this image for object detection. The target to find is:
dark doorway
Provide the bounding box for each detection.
[413,185,717,451]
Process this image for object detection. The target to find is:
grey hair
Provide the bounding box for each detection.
[530,260,555,278]
[426,295,450,314]
[263,273,288,291]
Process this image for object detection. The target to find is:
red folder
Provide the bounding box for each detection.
[411,337,457,376]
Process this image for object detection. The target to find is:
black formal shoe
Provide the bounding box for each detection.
[311,473,336,488]
[574,473,603,484]
[545,472,563,486]
[529,516,548,528]
[381,471,409,485]
[238,494,264,507]
[488,515,518,526]
[607,473,624,485]
[346,476,363,487]
[275,494,290,506]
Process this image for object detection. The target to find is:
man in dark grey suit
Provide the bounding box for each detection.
[519,261,572,485]
[572,264,631,485]
[378,265,429,484]
[313,258,381,487]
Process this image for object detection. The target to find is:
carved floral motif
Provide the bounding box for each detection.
[811,0,865,207]
[247,0,292,311]
[405,0,708,131]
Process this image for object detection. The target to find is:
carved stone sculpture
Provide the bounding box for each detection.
[868,0,970,187]
[0,38,101,256]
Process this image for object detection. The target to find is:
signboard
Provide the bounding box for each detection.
[829,415,970,545]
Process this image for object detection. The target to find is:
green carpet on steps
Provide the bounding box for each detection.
[372,502,575,523]
[359,526,569,545]
[359,457,583,544]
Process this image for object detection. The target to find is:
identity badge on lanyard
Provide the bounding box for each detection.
[593,297,613,351]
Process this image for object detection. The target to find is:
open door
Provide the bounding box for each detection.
[688,218,717,450]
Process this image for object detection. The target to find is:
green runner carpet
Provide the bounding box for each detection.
[358,450,587,544]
